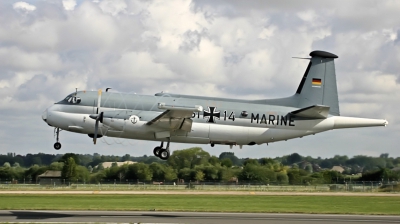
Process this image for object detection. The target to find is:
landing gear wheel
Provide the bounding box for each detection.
[159,149,170,160]
[153,146,162,157]
[54,142,61,150]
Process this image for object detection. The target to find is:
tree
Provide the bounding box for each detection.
[126,163,152,181]
[163,166,177,181]
[61,157,77,181]
[203,165,219,180]
[96,163,104,171]
[286,153,302,165]
[178,168,193,181]
[76,165,90,182]
[221,158,233,168]
[3,162,10,168]
[220,167,238,182]
[195,170,205,182]
[49,162,64,171]
[380,153,389,159]
[287,168,308,185]
[87,165,93,173]
[243,159,259,166]
[59,153,80,165]
[219,152,240,166]
[259,158,275,166]
[208,156,220,166]
[32,157,42,165]
[168,147,210,170]
[240,163,276,184]
[305,163,313,173]
[118,172,125,183]
[149,162,165,181]
[121,154,131,161]
[276,172,289,184]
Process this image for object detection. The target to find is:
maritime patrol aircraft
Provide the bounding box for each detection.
[42,50,388,160]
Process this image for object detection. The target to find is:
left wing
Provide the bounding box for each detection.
[146,103,203,132]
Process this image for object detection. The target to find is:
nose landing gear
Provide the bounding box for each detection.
[153,138,170,160]
[54,128,62,150]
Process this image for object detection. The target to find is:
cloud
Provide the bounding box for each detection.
[13,2,36,13]
[62,0,77,11]
[0,0,398,158]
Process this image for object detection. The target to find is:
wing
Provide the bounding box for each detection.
[146,103,203,132]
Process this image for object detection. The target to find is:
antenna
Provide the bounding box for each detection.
[292,57,311,60]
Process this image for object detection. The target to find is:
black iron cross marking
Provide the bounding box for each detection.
[204,107,220,123]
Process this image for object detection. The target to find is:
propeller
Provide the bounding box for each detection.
[90,112,104,144]
[89,89,103,144]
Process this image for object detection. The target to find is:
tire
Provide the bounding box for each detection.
[159,149,170,160]
[153,146,161,157]
[54,142,62,150]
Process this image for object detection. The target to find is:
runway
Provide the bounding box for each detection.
[0,210,399,224]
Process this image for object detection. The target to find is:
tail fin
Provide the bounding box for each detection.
[294,50,340,116]
[256,50,340,116]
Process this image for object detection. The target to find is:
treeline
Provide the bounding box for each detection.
[1,151,399,173]
[0,148,399,184]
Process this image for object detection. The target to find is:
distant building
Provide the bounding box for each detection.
[392,167,400,172]
[331,166,345,173]
[99,161,137,169]
[38,170,62,185]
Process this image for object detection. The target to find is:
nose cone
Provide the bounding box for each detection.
[42,109,48,123]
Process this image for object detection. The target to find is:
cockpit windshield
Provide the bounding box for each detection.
[58,93,81,104]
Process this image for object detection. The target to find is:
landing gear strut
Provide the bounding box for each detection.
[153,138,170,160]
[54,128,61,150]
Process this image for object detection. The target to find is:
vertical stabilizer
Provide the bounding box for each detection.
[295,51,340,116]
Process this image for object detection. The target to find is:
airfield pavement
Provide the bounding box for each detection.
[1,210,400,224]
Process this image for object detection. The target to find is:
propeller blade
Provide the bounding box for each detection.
[93,112,103,145]
[96,89,102,114]
[93,119,99,144]
[98,112,104,123]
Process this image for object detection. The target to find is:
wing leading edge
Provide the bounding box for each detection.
[146,103,203,132]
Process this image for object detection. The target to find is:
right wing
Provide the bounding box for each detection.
[146,103,203,132]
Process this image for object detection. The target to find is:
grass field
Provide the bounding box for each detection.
[0,183,385,192]
[0,194,399,215]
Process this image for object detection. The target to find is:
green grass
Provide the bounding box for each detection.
[0,194,399,215]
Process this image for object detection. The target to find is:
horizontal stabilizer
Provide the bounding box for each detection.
[290,105,330,119]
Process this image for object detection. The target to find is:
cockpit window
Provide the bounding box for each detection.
[61,94,81,104]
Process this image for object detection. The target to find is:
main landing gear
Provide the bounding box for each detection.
[54,127,62,150]
[153,138,170,160]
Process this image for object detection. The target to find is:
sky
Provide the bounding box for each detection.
[0,0,399,159]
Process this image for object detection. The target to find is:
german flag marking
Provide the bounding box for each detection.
[312,78,322,85]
